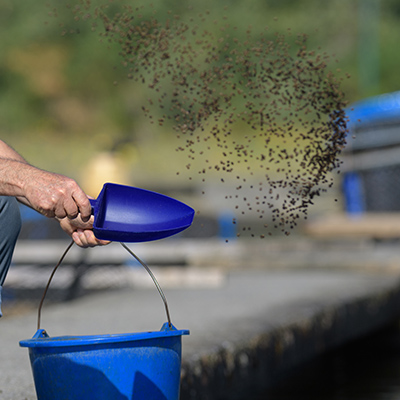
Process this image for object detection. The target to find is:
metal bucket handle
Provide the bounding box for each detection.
[37,241,172,330]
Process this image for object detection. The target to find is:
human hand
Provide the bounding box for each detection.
[21,167,92,221]
[58,215,110,248]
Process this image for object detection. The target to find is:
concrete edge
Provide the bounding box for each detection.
[180,283,400,400]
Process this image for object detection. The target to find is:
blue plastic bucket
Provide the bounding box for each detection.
[20,322,189,400]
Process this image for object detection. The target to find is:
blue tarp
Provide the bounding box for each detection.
[347,91,400,130]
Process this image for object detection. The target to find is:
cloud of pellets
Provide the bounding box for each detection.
[49,1,348,238]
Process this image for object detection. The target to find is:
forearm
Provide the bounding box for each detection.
[0,139,91,221]
[0,140,31,197]
[0,157,34,198]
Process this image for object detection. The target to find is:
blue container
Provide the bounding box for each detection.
[20,322,189,400]
[342,172,365,215]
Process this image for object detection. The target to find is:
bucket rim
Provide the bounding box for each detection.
[19,323,189,349]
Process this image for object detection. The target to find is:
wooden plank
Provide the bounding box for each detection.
[304,213,400,239]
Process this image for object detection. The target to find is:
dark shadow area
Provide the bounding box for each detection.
[32,357,129,400]
[132,371,169,400]
[256,323,400,400]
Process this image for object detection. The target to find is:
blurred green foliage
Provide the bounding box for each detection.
[0,0,397,187]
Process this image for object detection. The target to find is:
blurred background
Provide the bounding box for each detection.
[2,0,400,330]
[4,1,400,398]
[0,0,391,191]
[0,0,395,234]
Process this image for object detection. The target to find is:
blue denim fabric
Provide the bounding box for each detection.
[0,197,21,317]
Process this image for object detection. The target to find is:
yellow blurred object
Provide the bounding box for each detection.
[81,152,131,197]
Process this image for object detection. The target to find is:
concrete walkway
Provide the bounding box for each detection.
[1,265,400,399]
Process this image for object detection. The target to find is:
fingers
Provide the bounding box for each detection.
[56,183,91,221]
[72,191,92,222]
[52,193,81,220]
[58,215,110,248]
[53,199,75,220]
[71,230,90,247]
[63,195,79,220]
[72,229,110,248]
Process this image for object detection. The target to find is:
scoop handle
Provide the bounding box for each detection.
[89,198,97,214]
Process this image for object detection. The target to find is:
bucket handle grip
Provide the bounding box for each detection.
[37,241,172,330]
[120,243,172,327]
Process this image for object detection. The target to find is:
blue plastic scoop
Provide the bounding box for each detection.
[89,183,195,242]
